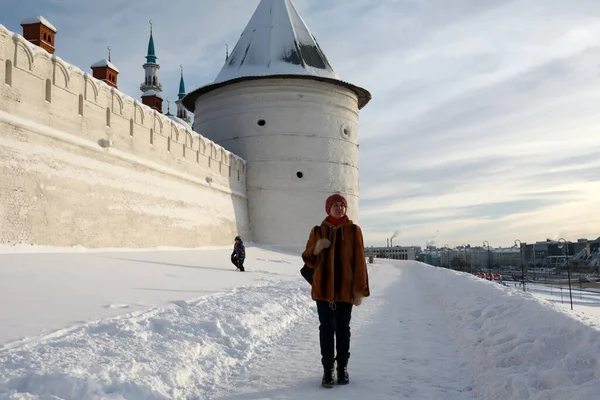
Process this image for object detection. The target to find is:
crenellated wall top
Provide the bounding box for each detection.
[0,23,246,173]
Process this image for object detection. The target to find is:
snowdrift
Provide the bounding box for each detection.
[416,262,600,400]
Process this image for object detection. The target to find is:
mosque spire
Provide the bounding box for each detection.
[146,19,157,64]
[165,97,172,116]
[178,65,186,100]
[175,64,190,122]
[140,19,163,113]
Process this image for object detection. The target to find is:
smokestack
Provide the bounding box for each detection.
[387,238,389,247]
[390,230,399,248]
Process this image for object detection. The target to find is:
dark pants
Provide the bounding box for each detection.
[316,300,352,362]
[231,254,245,271]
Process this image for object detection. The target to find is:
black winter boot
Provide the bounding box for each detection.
[321,359,335,388]
[336,354,349,385]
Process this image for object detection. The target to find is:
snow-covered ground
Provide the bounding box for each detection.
[525,281,600,320]
[1,246,600,399]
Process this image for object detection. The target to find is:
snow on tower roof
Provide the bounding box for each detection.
[182,0,371,112]
[90,59,120,73]
[21,16,57,32]
[141,89,163,99]
[214,0,337,84]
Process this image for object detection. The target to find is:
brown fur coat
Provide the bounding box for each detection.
[301,218,370,304]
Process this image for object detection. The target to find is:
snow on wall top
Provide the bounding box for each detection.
[21,16,57,32]
[90,59,120,73]
[214,0,338,84]
[0,23,246,169]
[166,114,192,130]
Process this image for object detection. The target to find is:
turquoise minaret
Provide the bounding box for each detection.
[178,68,186,100]
[176,65,190,122]
[146,27,157,64]
[140,20,163,113]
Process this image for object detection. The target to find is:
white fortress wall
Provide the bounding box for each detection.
[192,79,360,245]
[0,24,250,247]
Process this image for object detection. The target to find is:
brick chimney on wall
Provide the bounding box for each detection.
[20,16,57,54]
[91,60,119,89]
[91,48,119,89]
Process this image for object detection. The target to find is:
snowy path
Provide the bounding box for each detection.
[4,248,600,399]
[215,265,476,400]
[0,260,477,399]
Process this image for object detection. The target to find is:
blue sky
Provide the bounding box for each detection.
[3,0,600,248]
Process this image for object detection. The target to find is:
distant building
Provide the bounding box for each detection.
[419,247,440,266]
[523,238,600,269]
[365,246,420,261]
[493,248,521,267]
[421,246,499,271]
[420,238,600,273]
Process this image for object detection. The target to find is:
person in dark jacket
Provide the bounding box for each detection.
[231,236,245,272]
[301,193,370,387]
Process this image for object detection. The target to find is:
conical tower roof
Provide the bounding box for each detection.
[183,0,370,112]
[214,0,337,84]
[145,21,157,64]
[178,70,186,100]
[146,33,157,64]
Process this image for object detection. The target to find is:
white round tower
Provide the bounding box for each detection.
[183,0,370,245]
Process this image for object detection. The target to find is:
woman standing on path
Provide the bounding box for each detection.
[301,193,370,388]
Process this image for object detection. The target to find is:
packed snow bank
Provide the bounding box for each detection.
[0,281,312,399]
[413,262,600,400]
